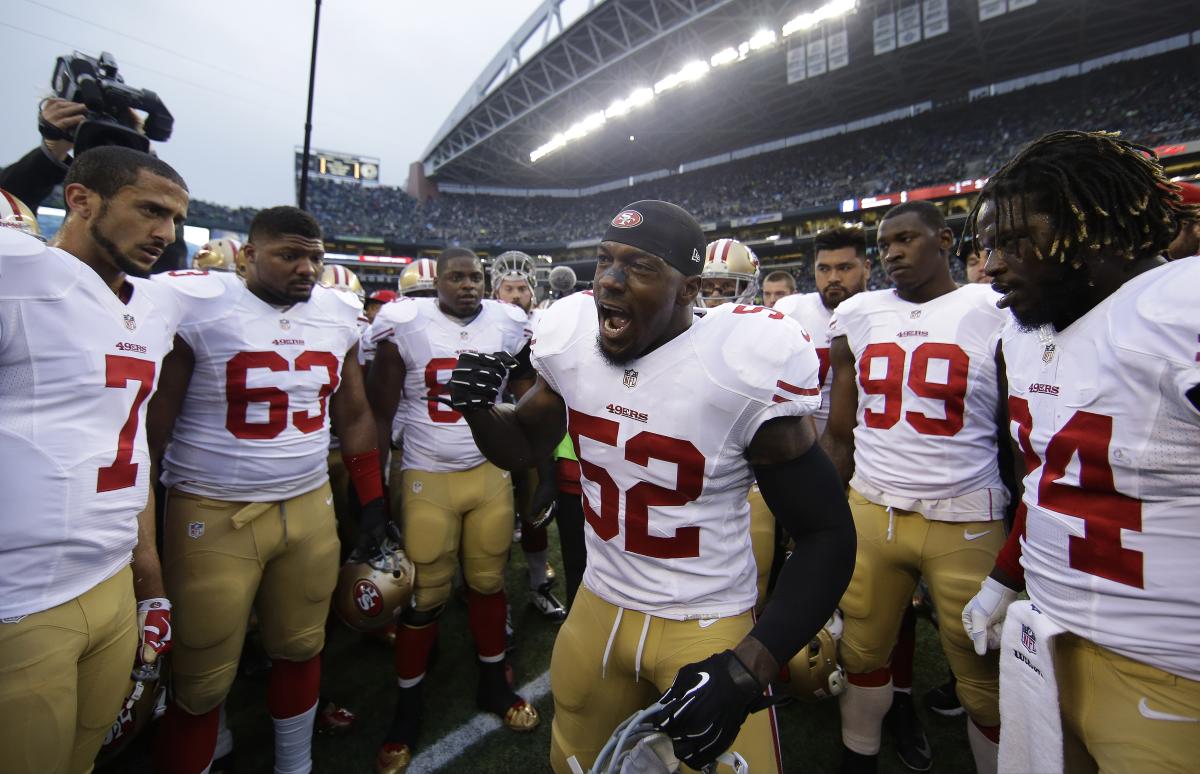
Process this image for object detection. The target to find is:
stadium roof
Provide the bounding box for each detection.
[422,0,1198,190]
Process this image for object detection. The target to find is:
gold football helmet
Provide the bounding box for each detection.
[700,238,760,308]
[192,237,242,273]
[321,264,365,302]
[0,188,40,237]
[399,258,437,297]
[780,610,846,700]
[333,539,415,632]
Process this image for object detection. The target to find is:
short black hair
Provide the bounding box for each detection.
[436,247,480,275]
[814,225,868,258]
[763,270,796,289]
[880,201,946,232]
[249,206,322,243]
[64,146,187,199]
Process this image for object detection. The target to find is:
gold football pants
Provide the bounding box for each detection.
[839,488,1003,726]
[0,566,136,774]
[400,462,514,611]
[163,483,340,714]
[549,586,783,774]
[1056,633,1200,774]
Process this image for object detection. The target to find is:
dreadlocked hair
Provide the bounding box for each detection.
[965,130,1195,265]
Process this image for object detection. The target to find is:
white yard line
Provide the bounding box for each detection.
[407,669,553,774]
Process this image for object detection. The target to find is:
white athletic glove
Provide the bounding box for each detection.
[962,576,1019,656]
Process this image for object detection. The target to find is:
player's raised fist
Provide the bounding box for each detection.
[441,350,519,411]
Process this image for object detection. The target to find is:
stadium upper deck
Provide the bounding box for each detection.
[422,0,1199,191]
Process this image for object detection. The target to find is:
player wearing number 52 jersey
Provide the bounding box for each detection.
[451,201,856,773]
[823,200,1009,774]
[0,148,194,774]
[149,207,385,774]
[962,131,1200,774]
[366,248,534,774]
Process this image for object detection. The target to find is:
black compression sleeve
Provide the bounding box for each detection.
[749,442,857,666]
[510,340,534,382]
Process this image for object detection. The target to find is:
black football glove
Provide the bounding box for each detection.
[431,351,519,412]
[647,650,764,770]
[355,497,399,559]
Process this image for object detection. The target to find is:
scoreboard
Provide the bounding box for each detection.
[295,148,380,186]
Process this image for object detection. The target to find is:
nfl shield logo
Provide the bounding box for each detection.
[123,314,136,331]
[279,319,291,330]
[909,309,921,319]
[187,521,205,539]
[623,369,638,389]
[1020,624,1037,654]
[1042,343,1056,363]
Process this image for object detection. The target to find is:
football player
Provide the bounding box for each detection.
[774,225,871,436]
[449,200,856,773]
[365,289,397,324]
[963,130,1200,773]
[192,237,243,274]
[0,147,193,773]
[760,269,796,308]
[148,207,385,774]
[491,250,567,621]
[822,200,1009,774]
[1166,180,1200,261]
[366,248,535,774]
[398,258,437,298]
[699,237,760,307]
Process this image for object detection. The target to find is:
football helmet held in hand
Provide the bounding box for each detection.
[334,537,414,633]
[780,611,846,700]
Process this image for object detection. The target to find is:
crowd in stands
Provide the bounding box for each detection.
[62,51,1200,248]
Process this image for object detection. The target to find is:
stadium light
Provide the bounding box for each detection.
[783,0,857,37]
[529,0,859,163]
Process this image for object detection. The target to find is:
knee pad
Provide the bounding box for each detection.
[172,669,237,717]
[838,630,893,676]
[263,625,325,664]
[955,669,1001,728]
[464,557,506,596]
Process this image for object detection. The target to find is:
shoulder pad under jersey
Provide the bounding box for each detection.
[487,298,530,325]
[1122,259,1200,366]
[0,232,80,300]
[529,291,594,357]
[695,303,819,403]
[150,268,232,300]
[375,295,424,329]
[771,293,804,317]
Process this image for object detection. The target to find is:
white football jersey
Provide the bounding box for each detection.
[829,284,1008,519]
[0,230,222,617]
[1005,259,1200,680]
[159,273,362,500]
[531,293,821,619]
[774,292,834,433]
[369,298,528,472]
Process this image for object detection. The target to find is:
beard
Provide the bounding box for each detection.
[595,333,634,366]
[1009,262,1095,333]
[89,210,150,278]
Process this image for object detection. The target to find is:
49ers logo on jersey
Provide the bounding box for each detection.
[611,210,642,228]
[354,579,384,616]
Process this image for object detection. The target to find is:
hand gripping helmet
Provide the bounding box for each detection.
[399,258,437,297]
[95,663,165,765]
[321,264,365,302]
[780,610,846,700]
[192,237,242,273]
[589,702,749,774]
[334,538,415,632]
[700,238,760,307]
[491,250,537,291]
[0,188,40,237]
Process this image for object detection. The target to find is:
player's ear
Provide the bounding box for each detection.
[678,275,701,307]
[63,183,96,221]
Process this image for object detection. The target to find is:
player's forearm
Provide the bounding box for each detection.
[131,489,166,600]
[750,446,857,667]
[819,431,855,487]
[336,405,379,457]
[464,404,546,471]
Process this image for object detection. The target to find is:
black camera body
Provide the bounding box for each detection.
[50,51,174,154]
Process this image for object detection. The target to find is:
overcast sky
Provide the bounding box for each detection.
[0,0,551,208]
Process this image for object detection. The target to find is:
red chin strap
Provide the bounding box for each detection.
[343,448,384,505]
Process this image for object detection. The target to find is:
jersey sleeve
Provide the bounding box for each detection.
[490,300,531,355]
[147,269,234,339]
[1124,260,1200,402]
[699,304,823,450]
[529,292,593,395]
[771,293,802,318]
[826,294,857,341]
[367,296,421,349]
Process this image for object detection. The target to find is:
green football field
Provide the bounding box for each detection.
[101,523,975,773]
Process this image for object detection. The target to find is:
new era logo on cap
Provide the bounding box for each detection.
[611,210,643,228]
[690,248,701,263]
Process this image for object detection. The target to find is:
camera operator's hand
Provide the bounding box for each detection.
[38,99,87,161]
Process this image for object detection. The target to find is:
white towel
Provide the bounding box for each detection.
[998,600,1067,774]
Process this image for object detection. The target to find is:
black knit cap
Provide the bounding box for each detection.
[602,200,706,277]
